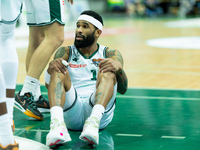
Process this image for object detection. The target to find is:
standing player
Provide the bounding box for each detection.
[44,10,128,146]
[0,0,23,149]
[15,0,74,120]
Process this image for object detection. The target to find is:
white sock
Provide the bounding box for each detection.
[90,104,105,122]
[50,106,64,123]
[34,82,41,101]
[6,98,14,126]
[20,75,39,98]
[0,113,14,146]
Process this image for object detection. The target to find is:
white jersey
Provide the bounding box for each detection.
[68,44,108,97]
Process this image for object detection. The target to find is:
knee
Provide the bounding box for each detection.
[52,34,64,47]
[99,72,116,84]
[1,24,15,37]
[46,26,64,49]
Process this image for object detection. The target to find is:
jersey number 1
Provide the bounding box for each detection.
[91,70,97,80]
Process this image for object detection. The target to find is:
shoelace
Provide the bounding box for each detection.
[39,96,48,103]
[24,93,37,109]
[50,119,66,130]
[85,118,99,128]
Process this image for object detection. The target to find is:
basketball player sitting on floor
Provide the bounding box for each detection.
[44,10,128,147]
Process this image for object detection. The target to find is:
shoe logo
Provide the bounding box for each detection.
[17,94,26,106]
[37,102,47,108]
[31,81,35,83]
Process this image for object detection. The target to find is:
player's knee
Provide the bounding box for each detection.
[1,23,15,37]
[47,34,64,51]
[54,34,64,46]
[1,61,18,88]
[99,72,116,83]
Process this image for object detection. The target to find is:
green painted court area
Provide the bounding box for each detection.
[14,85,200,149]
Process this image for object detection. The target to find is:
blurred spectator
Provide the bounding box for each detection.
[179,0,196,18]
[126,0,164,17]
[158,0,171,15]
[144,0,163,17]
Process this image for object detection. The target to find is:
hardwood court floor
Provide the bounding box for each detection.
[16,16,200,89]
[14,16,200,149]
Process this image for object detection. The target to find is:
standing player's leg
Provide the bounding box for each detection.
[80,71,117,145]
[23,26,50,113]
[0,23,18,132]
[0,0,23,133]
[0,67,18,149]
[15,0,66,119]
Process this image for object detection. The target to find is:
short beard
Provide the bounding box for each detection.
[74,31,95,48]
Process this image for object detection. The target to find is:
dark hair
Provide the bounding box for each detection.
[80,10,104,26]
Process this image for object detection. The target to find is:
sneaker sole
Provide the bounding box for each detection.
[79,134,98,145]
[38,108,50,113]
[47,136,71,147]
[14,101,43,121]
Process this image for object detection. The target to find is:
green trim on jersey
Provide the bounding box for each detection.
[104,47,109,58]
[77,44,100,59]
[68,46,72,62]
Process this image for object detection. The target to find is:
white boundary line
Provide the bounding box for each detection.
[161,136,186,139]
[15,128,49,132]
[116,134,143,137]
[116,95,200,101]
[128,86,200,91]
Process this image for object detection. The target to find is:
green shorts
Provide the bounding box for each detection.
[24,0,65,26]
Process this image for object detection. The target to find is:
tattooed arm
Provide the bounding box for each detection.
[47,47,70,75]
[99,49,128,94]
[45,47,70,88]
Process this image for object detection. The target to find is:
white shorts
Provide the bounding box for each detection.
[0,0,23,24]
[24,0,66,26]
[63,84,117,131]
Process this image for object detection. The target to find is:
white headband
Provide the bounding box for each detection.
[77,14,103,31]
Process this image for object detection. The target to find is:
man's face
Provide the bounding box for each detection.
[74,21,96,48]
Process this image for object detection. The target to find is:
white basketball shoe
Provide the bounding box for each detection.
[46,118,71,147]
[79,117,100,145]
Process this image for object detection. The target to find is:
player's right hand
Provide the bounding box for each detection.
[49,58,68,75]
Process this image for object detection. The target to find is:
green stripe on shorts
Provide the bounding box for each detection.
[49,0,62,23]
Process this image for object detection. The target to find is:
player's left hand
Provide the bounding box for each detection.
[98,58,122,74]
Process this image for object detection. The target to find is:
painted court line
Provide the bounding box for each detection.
[116,134,143,137]
[15,128,49,132]
[116,95,200,101]
[161,136,186,139]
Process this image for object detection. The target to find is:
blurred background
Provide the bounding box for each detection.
[15,0,200,89]
[13,1,200,149]
[16,0,200,26]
